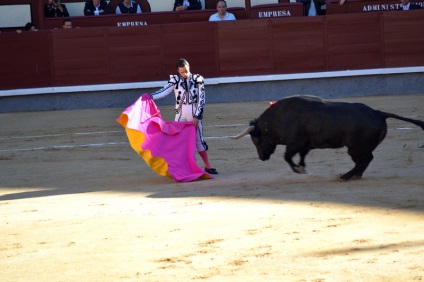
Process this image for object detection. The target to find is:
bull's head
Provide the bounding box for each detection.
[232,120,277,161]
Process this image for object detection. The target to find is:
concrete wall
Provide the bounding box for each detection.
[1,71,423,113]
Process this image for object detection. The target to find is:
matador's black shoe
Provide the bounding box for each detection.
[205,167,218,174]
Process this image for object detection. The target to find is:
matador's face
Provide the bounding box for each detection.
[177,65,190,79]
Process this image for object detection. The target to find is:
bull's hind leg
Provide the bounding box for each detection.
[341,148,374,180]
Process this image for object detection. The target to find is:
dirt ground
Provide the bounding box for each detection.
[1,94,424,282]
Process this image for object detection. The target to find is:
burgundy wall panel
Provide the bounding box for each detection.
[271,17,326,73]
[217,20,272,76]
[51,28,109,86]
[107,26,162,83]
[383,10,424,68]
[326,13,383,70]
[160,22,218,78]
[0,31,52,89]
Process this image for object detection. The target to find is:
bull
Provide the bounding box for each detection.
[232,95,424,180]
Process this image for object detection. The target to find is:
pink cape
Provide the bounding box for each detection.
[116,94,212,182]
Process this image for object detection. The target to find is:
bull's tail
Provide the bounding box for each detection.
[381,111,424,130]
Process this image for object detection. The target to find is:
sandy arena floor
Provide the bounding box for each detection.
[1,94,424,281]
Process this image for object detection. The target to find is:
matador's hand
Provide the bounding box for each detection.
[193,117,199,127]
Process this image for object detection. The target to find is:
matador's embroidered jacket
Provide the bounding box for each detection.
[150,73,205,120]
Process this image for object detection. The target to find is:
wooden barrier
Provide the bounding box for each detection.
[1,10,424,91]
[0,31,52,89]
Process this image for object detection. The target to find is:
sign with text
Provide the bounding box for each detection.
[327,0,424,14]
[250,3,305,18]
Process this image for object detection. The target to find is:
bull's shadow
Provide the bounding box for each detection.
[1,127,423,214]
[2,161,423,213]
[145,169,424,213]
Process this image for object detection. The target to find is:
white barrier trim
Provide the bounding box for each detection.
[1,66,423,97]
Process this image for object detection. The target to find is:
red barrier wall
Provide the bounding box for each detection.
[1,10,424,91]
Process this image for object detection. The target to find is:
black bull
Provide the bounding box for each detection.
[232,96,424,180]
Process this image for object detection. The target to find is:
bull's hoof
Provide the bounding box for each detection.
[294,166,306,174]
[350,175,362,180]
[339,174,362,181]
[338,176,349,182]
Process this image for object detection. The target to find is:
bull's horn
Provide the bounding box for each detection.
[231,125,254,139]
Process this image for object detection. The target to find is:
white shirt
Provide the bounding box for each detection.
[308,2,317,16]
[94,3,100,15]
[209,12,236,21]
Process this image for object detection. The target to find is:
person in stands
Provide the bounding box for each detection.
[398,0,422,10]
[45,0,70,18]
[173,0,202,11]
[84,0,110,16]
[296,0,326,16]
[209,0,236,21]
[25,22,38,31]
[116,0,142,14]
[16,22,38,33]
[62,19,73,28]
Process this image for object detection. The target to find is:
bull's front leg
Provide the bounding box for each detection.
[297,149,309,173]
[284,146,306,174]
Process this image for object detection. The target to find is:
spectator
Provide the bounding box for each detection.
[25,22,38,31]
[45,0,70,18]
[150,58,218,175]
[16,22,38,33]
[398,0,422,10]
[296,0,326,16]
[84,0,110,16]
[209,0,236,21]
[116,0,142,14]
[173,0,202,11]
[63,19,73,28]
